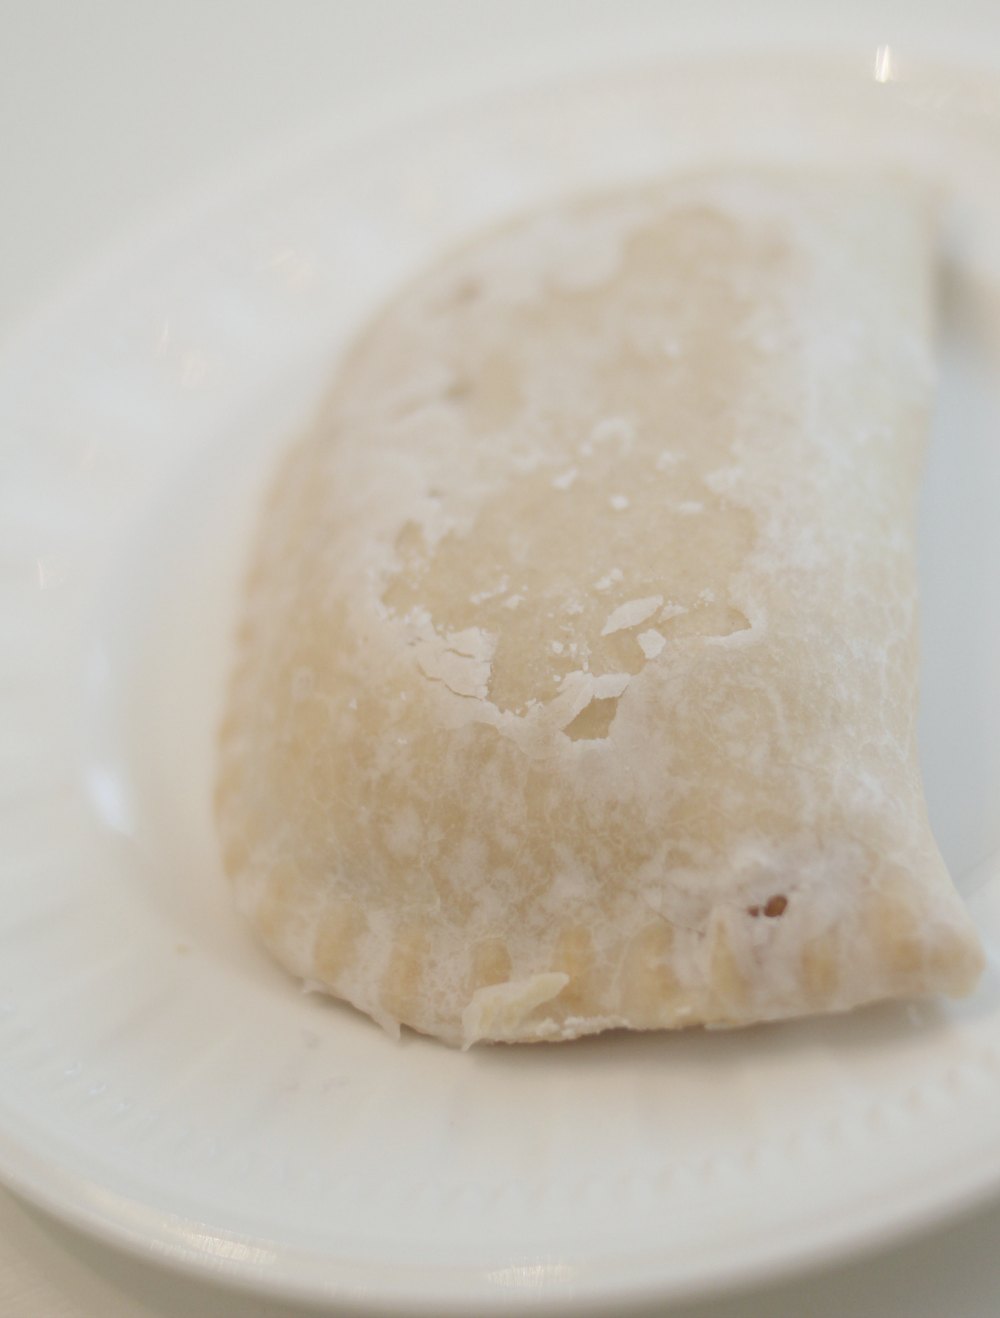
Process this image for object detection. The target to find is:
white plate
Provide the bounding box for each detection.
[3,53,1000,1315]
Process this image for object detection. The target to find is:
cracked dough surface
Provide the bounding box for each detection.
[216,170,984,1046]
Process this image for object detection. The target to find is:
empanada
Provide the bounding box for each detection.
[216,171,983,1046]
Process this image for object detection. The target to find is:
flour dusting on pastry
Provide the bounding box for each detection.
[216,170,984,1046]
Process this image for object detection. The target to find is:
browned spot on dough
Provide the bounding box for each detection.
[470,937,513,992]
[564,696,620,741]
[747,894,788,919]
[314,902,367,982]
[381,926,429,1024]
[552,925,598,1013]
[620,921,679,1022]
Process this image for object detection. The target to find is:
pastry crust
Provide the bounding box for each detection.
[216,171,983,1046]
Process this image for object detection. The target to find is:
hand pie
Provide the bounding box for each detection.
[216,171,984,1046]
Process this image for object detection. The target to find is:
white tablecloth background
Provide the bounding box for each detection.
[3,2,999,1313]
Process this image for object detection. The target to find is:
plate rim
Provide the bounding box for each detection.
[1,1091,999,1314]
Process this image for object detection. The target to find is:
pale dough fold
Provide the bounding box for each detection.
[216,171,984,1046]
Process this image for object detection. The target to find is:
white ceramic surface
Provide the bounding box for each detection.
[3,55,1000,1314]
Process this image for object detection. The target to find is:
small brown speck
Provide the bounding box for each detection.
[747,895,788,919]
